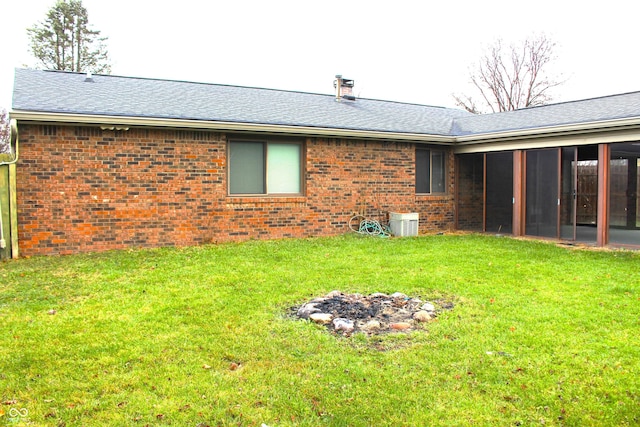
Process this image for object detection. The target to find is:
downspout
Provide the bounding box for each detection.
[0,119,19,254]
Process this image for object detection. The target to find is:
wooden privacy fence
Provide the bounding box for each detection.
[0,160,18,260]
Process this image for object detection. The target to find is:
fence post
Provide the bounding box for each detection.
[10,163,18,258]
[0,163,11,259]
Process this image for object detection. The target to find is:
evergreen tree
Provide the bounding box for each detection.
[27,0,111,74]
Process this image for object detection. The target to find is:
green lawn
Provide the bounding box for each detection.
[1,234,639,426]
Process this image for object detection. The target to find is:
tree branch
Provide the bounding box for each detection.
[453,34,563,113]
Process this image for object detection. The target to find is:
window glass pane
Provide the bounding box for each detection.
[432,151,446,193]
[416,149,430,193]
[267,143,301,193]
[229,142,264,194]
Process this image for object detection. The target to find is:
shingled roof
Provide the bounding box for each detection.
[11,68,640,140]
[11,68,470,137]
[453,91,640,136]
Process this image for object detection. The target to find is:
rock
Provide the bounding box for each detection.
[369,292,388,298]
[390,322,412,330]
[406,299,423,311]
[297,303,320,319]
[413,310,433,322]
[361,320,381,332]
[332,318,355,333]
[421,302,436,312]
[47,309,57,315]
[390,292,408,299]
[326,290,343,298]
[381,305,396,315]
[309,313,333,324]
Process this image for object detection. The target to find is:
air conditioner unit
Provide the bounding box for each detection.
[389,212,419,237]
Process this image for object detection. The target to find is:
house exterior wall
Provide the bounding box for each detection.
[16,124,455,255]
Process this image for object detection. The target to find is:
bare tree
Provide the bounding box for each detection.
[0,108,10,155]
[453,35,563,114]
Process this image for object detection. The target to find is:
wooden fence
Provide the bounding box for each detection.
[0,161,18,260]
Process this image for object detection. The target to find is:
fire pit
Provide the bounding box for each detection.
[294,291,451,336]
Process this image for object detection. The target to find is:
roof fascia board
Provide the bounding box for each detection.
[12,111,640,148]
[454,127,640,154]
[10,111,455,144]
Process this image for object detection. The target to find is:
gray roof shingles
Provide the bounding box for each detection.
[453,92,640,135]
[11,68,470,136]
[12,68,640,137]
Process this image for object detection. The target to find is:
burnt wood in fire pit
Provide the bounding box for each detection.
[294,291,448,336]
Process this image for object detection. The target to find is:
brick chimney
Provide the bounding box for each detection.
[334,75,355,101]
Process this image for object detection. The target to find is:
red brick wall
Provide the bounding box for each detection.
[16,124,456,255]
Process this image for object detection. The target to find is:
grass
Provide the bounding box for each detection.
[1,234,639,426]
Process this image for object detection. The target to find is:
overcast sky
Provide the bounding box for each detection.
[2,0,639,112]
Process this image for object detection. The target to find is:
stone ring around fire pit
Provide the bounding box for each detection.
[294,290,449,336]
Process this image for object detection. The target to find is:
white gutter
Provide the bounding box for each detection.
[9,110,455,144]
[11,110,640,148]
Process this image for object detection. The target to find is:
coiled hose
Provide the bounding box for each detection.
[349,215,391,238]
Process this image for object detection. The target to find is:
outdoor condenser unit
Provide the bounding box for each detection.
[389,212,419,237]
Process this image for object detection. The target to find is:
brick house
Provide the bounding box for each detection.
[2,68,640,257]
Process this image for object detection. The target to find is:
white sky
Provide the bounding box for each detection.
[2,0,639,111]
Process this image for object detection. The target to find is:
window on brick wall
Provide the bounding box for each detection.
[229,140,303,195]
[416,148,446,194]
